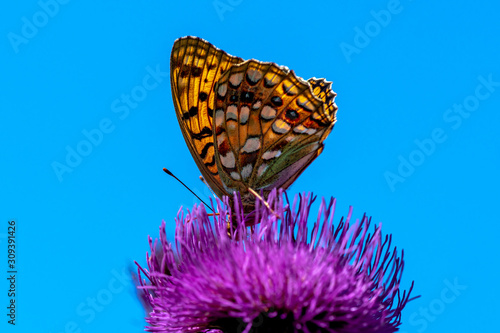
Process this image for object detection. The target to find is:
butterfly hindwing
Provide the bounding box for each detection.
[213,60,337,199]
[264,77,338,191]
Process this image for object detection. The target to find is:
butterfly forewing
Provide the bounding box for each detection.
[170,37,243,199]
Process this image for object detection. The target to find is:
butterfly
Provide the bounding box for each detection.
[170,36,337,212]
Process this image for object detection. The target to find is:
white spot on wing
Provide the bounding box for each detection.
[220,151,236,168]
[240,106,250,124]
[246,69,263,83]
[218,84,227,97]
[272,119,291,134]
[262,150,281,160]
[241,137,261,153]
[215,108,224,127]
[230,171,241,181]
[229,73,243,87]
[226,105,238,121]
[261,105,276,120]
[252,100,262,110]
[293,124,307,134]
[293,125,317,135]
[241,164,253,180]
[257,163,268,177]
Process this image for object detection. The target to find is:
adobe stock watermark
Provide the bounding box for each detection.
[52,267,132,333]
[400,277,467,333]
[339,0,411,63]
[51,64,168,182]
[213,0,242,21]
[7,0,71,54]
[385,74,499,192]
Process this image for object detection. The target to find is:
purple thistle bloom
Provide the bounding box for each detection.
[136,190,416,333]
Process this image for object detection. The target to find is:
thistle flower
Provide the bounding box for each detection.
[136,190,416,333]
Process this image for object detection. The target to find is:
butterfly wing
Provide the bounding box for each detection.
[212,60,338,200]
[170,36,244,199]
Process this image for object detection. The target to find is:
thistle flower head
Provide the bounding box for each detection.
[136,190,416,332]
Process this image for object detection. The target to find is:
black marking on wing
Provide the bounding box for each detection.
[180,65,203,78]
[191,127,212,140]
[205,157,216,167]
[271,96,283,106]
[285,109,299,120]
[200,142,214,159]
[264,77,277,88]
[246,72,259,85]
[182,106,199,120]
[240,91,254,103]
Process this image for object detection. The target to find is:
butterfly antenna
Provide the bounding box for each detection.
[163,168,214,212]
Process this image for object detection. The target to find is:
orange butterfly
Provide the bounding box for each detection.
[171,36,337,212]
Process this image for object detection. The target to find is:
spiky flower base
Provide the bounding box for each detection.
[136,190,416,332]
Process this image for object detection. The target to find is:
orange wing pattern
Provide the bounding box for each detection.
[170,37,243,199]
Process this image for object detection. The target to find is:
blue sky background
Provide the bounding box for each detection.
[1,1,499,332]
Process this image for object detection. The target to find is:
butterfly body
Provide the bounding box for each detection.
[171,36,337,211]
